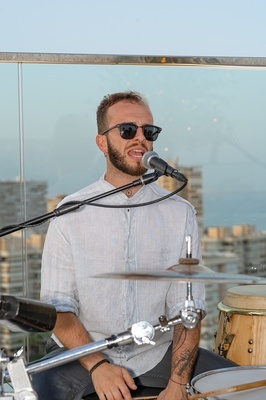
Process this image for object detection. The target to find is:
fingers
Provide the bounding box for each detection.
[122,369,138,390]
[93,365,136,399]
[98,385,133,400]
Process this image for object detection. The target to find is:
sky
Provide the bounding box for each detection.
[0,0,266,57]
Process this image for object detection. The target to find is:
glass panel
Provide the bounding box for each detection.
[21,64,266,229]
[1,61,266,361]
[0,64,20,182]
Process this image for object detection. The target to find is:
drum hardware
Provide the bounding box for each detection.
[0,348,38,400]
[0,295,57,400]
[180,280,200,329]
[177,236,199,329]
[216,311,235,358]
[1,313,192,399]
[217,333,235,358]
[248,347,253,353]
[158,315,169,331]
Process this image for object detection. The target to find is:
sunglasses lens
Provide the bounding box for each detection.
[120,124,137,139]
[143,126,157,141]
[119,124,161,141]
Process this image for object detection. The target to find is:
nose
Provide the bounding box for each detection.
[134,126,146,141]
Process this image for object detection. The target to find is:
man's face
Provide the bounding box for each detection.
[104,101,154,177]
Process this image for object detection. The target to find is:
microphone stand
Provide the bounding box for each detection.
[0,172,160,237]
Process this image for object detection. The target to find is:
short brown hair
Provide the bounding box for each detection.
[96,91,150,134]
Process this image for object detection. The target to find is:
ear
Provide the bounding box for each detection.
[96,134,108,155]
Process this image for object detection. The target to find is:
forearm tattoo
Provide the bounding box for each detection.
[170,322,200,384]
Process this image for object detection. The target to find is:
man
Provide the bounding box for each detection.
[32,91,206,400]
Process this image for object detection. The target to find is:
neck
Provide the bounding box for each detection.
[104,170,143,197]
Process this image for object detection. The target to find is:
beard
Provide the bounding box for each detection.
[106,138,148,177]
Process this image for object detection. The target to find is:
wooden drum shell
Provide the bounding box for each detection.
[215,285,266,366]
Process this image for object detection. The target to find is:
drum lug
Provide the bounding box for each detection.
[217,334,235,357]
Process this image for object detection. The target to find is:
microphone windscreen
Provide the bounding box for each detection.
[142,151,158,169]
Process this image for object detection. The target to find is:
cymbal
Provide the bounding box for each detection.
[94,263,266,284]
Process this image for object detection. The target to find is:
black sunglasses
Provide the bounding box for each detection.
[101,123,162,142]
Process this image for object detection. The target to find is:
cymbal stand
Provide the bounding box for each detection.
[180,235,200,329]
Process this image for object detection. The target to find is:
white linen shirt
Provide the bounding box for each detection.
[41,177,205,377]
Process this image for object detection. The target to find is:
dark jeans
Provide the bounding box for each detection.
[31,338,236,400]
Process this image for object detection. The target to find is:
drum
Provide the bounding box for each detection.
[215,285,266,365]
[191,366,266,399]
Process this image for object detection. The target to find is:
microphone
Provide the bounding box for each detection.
[142,151,187,183]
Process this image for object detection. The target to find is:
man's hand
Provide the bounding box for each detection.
[157,380,187,400]
[92,362,137,400]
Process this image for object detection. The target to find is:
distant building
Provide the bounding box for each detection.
[157,160,203,235]
[47,194,66,213]
[0,180,48,234]
[0,180,48,357]
[0,231,45,356]
[202,225,266,278]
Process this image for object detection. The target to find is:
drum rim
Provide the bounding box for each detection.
[217,301,266,316]
[191,365,266,386]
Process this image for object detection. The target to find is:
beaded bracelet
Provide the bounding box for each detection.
[89,359,110,376]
